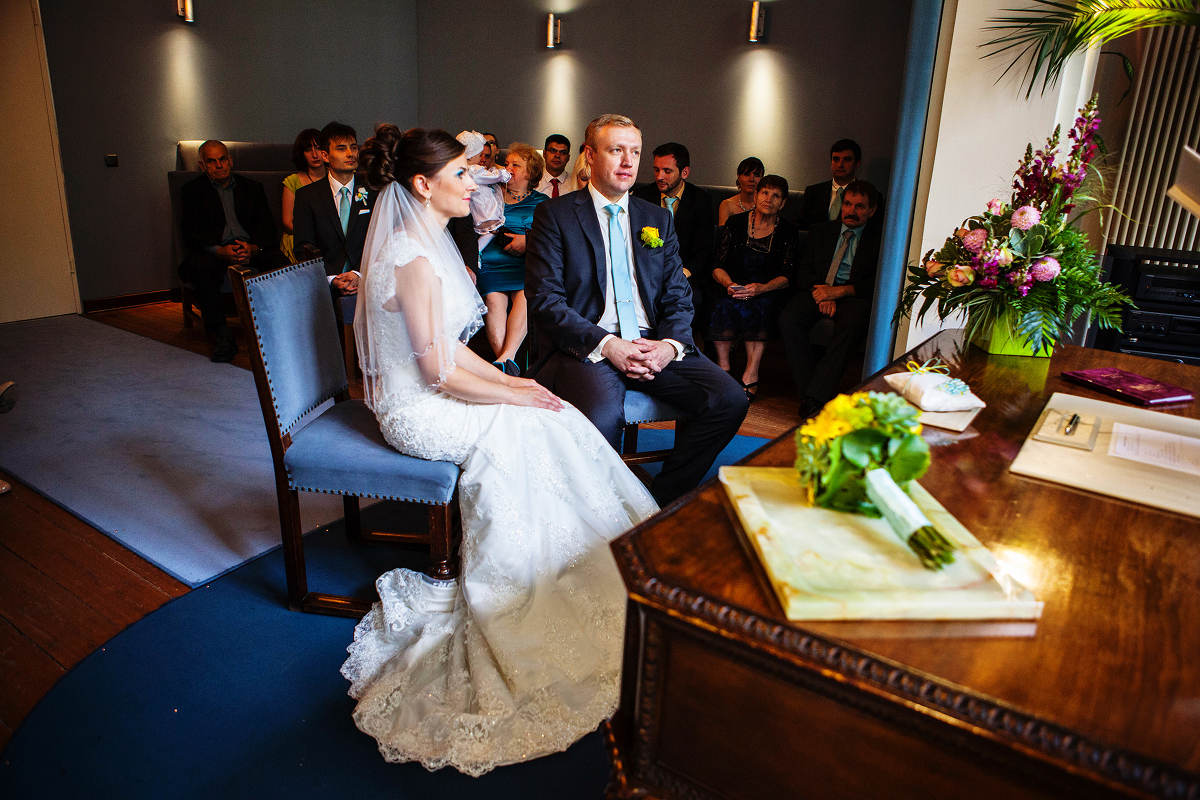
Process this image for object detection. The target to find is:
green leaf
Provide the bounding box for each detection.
[887,434,931,483]
[980,0,1200,99]
[841,428,889,469]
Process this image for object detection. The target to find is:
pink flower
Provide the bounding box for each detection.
[1011,205,1041,230]
[925,259,946,277]
[1030,256,1061,282]
[986,198,1004,215]
[961,229,987,254]
[946,265,975,287]
[995,247,1014,266]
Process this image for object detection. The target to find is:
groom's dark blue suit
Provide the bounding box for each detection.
[526,189,747,505]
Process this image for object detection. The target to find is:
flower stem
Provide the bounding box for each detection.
[907,526,957,570]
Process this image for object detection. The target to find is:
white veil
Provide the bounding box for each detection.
[354,180,485,414]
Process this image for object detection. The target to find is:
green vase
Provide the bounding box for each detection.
[970,310,1053,358]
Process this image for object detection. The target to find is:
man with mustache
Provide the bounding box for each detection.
[292,121,378,317]
[779,180,882,419]
[527,114,747,505]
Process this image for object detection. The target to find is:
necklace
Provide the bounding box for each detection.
[505,185,531,203]
[304,170,323,185]
[737,195,753,212]
[748,209,776,253]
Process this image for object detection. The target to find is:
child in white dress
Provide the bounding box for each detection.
[456,130,511,253]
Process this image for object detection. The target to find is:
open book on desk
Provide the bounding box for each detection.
[1010,393,1200,518]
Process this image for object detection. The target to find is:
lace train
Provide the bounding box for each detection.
[342,400,657,776]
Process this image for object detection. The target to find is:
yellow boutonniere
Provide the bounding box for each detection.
[639,226,664,248]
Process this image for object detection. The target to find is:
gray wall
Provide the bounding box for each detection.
[416,0,911,190]
[40,0,419,302]
[42,0,910,302]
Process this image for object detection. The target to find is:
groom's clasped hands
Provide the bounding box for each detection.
[601,337,677,382]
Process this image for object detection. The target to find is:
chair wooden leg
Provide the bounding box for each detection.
[343,323,357,380]
[428,502,458,580]
[277,488,308,611]
[181,285,196,328]
[622,423,639,455]
[343,495,362,541]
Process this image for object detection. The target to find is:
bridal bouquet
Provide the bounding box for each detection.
[795,392,956,570]
[899,96,1130,355]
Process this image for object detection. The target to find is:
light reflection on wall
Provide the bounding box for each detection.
[540,53,579,147]
[735,49,792,181]
[163,26,210,135]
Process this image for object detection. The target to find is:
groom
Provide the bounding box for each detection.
[527,114,747,505]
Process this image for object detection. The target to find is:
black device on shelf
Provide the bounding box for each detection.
[1093,244,1200,365]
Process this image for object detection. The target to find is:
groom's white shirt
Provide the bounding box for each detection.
[585,183,684,364]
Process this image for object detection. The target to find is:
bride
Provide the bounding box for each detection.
[340,125,659,776]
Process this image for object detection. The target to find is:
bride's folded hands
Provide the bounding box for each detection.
[434,338,564,410]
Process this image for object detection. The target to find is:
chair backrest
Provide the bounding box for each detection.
[235,260,348,436]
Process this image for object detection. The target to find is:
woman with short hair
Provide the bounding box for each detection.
[476,142,548,374]
[708,174,797,401]
[718,156,765,226]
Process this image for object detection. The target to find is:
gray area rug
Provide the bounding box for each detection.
[0,314,346,586]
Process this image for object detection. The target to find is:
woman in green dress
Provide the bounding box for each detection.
[476,142,548,374]
[280,129,326,263]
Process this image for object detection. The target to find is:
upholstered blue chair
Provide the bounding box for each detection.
[231,259,459,617]
[621,390,692,485]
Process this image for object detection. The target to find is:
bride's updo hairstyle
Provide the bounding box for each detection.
[361,124,465,193]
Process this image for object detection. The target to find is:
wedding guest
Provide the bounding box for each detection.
[571,151,591,191]
[780,180,882,418]
[718,157,764,226]
[178,140,286,361]
[798,139,861,231]
[292,121,379,318]
[477,142,548,374]
[455,130,511,254]
[708,175,797,402]
[526,113,747,505]
[632,142,715,344]
[480,132,499,169]
[537,134,574,198]
[280,128,325,263]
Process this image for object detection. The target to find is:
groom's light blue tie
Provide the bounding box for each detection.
[339,186,351,235]
[604,204,640,341]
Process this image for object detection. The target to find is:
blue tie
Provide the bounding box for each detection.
[339,186,351,235]
[604,204,640,341]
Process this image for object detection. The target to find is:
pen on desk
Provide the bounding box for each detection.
[1063,413,1081,436]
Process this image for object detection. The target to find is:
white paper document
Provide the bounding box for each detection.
[1108,422,1200,477]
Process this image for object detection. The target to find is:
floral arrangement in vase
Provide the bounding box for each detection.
[795,392,956,570]
[899,96,1131,356]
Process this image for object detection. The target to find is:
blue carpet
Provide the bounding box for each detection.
[0,434,766,800]
[0,315,345,586]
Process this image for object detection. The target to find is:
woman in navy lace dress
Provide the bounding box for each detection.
[706,175,797,401]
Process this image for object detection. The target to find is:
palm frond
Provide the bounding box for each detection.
[981,0,1200,98]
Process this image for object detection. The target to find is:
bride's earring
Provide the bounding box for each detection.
[424,197,431,208]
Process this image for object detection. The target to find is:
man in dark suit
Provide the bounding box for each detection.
[527,115,747,505]
[292,121,378,318]
[178,140,286,361]
[780,180,882,418]
[798,139,863,232]
[632,142,715,343]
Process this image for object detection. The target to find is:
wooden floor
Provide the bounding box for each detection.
[0,300,822,751]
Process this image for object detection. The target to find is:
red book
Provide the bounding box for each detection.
[1061,367,1195,405]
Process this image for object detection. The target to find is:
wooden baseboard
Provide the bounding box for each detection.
[82,289,179,313]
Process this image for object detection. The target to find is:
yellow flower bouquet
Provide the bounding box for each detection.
[795,392,956,570]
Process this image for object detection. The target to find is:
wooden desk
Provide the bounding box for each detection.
[607,330,1200,800]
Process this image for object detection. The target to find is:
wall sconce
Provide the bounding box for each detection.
[547,13,561,48]
[177,0,194,22]
[748,1,766,43]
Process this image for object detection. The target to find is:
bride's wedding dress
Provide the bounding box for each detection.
[340,182,657,776]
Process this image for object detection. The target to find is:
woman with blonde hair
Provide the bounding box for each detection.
[571,150,591,191]
[476,142,548,374]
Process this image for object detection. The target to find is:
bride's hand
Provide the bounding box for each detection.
[507,380,564,411]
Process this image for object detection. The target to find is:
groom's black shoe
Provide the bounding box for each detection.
[211,333,239,363]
